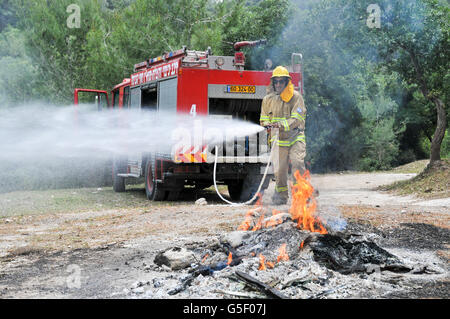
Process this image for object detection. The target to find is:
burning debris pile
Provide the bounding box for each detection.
[139,171,444,299]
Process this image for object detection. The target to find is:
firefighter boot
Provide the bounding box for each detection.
[271,189,288,205]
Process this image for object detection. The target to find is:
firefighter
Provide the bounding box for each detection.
[260,66,306,205]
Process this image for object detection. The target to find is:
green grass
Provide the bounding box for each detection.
[0,182,231,218]
[380,159,450,199]
[0,183,155,218]
[388,159,429,174]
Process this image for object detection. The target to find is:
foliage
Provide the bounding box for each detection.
[0,27,40,106]
[13,0,105,104]
[336,0,449,161]
[0,0,17,31]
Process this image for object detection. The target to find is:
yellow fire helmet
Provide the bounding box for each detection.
[271,66,294,102]
[271,66,291,79]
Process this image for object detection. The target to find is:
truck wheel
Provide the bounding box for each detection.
[167,190,180,201]
[227,180,244,201]
[112,157,126,192]
[145,160,166,201]
[239,167,270,203]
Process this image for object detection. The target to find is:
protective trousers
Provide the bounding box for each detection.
[272,141,306,199]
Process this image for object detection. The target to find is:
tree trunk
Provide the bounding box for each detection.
[430,97,447,163]
[401,45,447,164]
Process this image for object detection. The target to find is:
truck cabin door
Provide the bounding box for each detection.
[73,88,110,110]
[111,86,131,109]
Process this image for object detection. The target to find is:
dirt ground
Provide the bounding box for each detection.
[0,172,448,299]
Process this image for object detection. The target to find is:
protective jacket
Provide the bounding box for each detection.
[259,82,306,147]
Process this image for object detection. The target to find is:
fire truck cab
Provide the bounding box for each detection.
[74,42,303,202]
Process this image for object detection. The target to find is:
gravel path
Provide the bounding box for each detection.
[311,173,450,208]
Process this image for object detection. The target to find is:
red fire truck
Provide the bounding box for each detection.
[74,41,303,202]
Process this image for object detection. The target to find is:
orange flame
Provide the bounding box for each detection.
[290,170,327,234]
[277,243,289,262]
[226,252,233,265]
[255,192,263,206]
[251,212,266,231]
[258,254,266,270]
[266,261,275,269]
[237,209,256,231]
[300,240,304,250]
[264,209,284,228]
[264,215,282,228]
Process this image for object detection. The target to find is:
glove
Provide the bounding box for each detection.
[264,122,280,129]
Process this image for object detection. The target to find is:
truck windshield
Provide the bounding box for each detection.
[77,91,109,111]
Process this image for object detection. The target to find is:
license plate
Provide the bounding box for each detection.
[226,85,256,94]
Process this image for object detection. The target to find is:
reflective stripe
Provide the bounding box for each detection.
[262,114,304,125]
[270,134,306,147]
[281,119,289,131]
[291,112,305,121]
[276,186,288,192]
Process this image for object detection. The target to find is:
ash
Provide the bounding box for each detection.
[124,219,447,299]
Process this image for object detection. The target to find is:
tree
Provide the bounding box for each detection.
[14,0,105,104]
[219,0,293,69]
[0,27,40,106]
[0,0,17,32]
[338,0,449,164]
[279,0,367,171]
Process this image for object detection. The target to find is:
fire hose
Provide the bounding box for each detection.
[213,128,276,206]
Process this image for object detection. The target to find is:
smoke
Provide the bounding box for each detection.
[0,103,264,192]
[317,205,347,232]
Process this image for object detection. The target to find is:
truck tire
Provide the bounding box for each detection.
[167,190,180,201]
[239,167,270,203]
[112,157,126,192]
[145,159,166,201]
[227,180,244,201]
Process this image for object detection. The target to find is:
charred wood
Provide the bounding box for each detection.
[309,234,405,274]
[234,270,289,299]
[168,248,244,296]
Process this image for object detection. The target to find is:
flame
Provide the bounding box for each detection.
[237,170,327,234]
[300,240,304,250]
[237,194,263,231]
[258,254,266,270]
[289,170,327,234]
[237,193,265,231]
[264,209,284,228]
[256,245,288,271]
[251,212,265,231]
[264,215,282,228]
[226,252,233,265]
[237,209,256,231]
[255,192,263,206]
[272,209,282,215]
[277,243,289,262]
